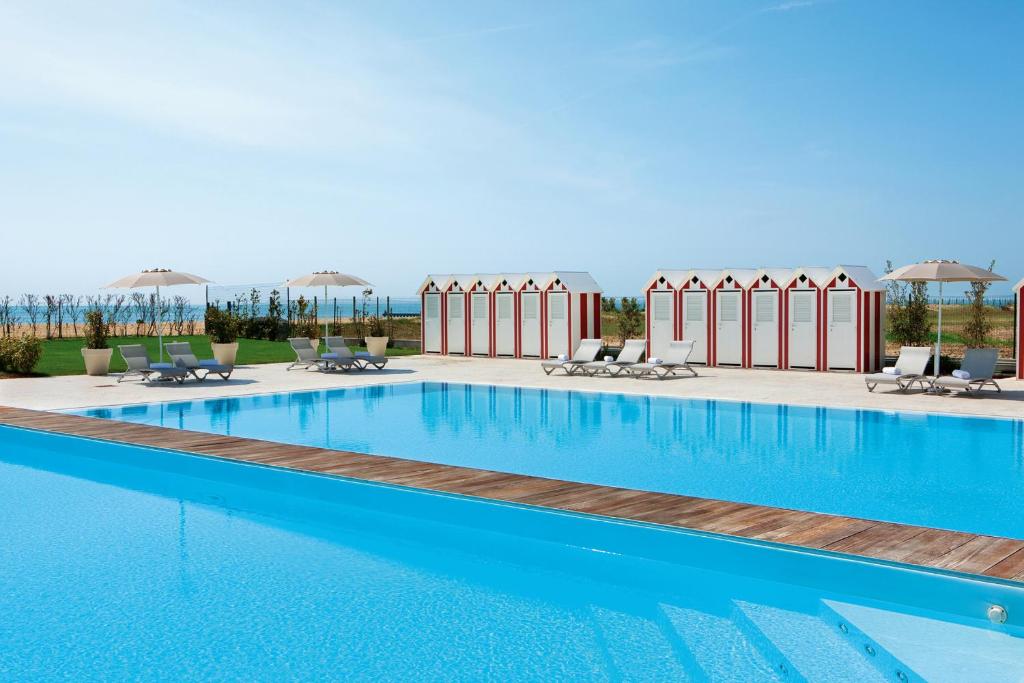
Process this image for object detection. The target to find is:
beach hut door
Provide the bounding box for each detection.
[649,291,674,358]
[495,292,515,356]
[423,293,441,353]
[683,291,708,364]
[446,292,465,354]
[716,291,742,365]
[827,289,857,370]
[547,291,568,358]
[788,290,817,369]
[520,292,541,357]
[470,293,490,356]
[751,290,779,367]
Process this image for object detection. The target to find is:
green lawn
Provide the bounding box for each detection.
[31,336,418,377]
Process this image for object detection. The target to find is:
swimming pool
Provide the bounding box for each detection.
[2,425,1022,681]
[77,382,1024,539]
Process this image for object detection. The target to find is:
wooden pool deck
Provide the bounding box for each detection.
[3,404,1023,583]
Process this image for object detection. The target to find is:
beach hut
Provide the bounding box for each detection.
[644,270,688,359]
[746,268,792,368]
[490,274,523,357]
[540,272,603,359]
[417,275,448,354]
[712,269,758,367]
[679,270,718,365]
[781,267,833,370]
[442,275,475,355]
[1016,279,1024,379]
[465,275,497,357]
[820,265,886,373]
[515,273,548,358]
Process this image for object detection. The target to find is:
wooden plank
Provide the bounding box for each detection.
[1,404,1022,583]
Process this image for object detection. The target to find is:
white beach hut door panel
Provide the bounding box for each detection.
[520,292,541,357]
[446,293,465,355]
[470,293,489,356]
[827,290,857,370]
[495,293,514,356]
[424,293,441,353]
[788,290,816,369]
[649,291,674,358]
[683,291,707,364]
[716,291,742,365]
[546,292,568,358]
[751,290,779,367]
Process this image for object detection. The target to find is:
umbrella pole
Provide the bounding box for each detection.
[157,285,163,363]
[324,285,329,339]
[934,281,943,378]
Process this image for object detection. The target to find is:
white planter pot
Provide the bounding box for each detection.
[365,336,389,357]
[81,347,113,376]
[211,342,239,366]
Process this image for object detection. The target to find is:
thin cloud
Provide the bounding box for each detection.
[763,0,823,12]
[401,22,532,45]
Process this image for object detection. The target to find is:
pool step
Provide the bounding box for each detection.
[816,600,925,682]
[660,603,787,682]
[733,600,889,682]
[590,606,696,680]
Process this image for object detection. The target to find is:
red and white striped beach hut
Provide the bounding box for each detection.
[538,272,602,359]
[711,269,758,367]
[644,269,717,363]
[820,265,886,373]
[514,273,549,358]
[1015,278,1024,379]
[489,274,524,357]
[780,267,833,370]
[745,268,792,368]
[465,275,498,357]
[417,275,447,354]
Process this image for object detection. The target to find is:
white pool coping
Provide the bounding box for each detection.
[2,355,1023,419]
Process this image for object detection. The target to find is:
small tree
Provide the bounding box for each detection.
[601,297,618,313]
[885,260,930,346]
[0,296,15,337]
[61,294,82,337]
[83,310,109,350]
[961,260,996,348]
[616,297,644,346]
[19,294,41,337]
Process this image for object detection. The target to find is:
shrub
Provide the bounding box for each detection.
[884,260,931,346]
[0,335,43,374]
[83,310,108,350]
[616,297,644,345]
[961,260,996,348]
[205,306,239,344]
[290,318,320,339]
[365,316,387,337]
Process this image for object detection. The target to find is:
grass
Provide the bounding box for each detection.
[28,335,418,377]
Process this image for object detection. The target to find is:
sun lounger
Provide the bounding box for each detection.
[541,339,603,375]
[864,346,931,392]
[931,348,1001,394]
[627,340,697,379]
[117,344,188,383]
[165,342,233,381]
[582,339,647,376]
[287,338,336,372]
[324,336,387,370]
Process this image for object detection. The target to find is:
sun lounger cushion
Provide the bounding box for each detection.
[952,369,971,379]
[882,367,901,375]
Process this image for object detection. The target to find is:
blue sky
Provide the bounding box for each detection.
[1,0,1021,298]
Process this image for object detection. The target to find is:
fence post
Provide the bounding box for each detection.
[376,296,380,318]
[286,288,291,323]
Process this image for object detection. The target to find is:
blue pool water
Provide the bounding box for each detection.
[78,382,1024,539]
[2,425,1022,681]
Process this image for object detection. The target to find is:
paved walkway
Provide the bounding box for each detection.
[2,355,1022,417]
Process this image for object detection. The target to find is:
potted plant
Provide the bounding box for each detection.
[205,307,239,365]
[364,315,389,357]
[81,310,113,376]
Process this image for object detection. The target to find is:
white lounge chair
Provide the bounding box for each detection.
[582,339,647,376]
[864,346,931,392]
[627,340,697,379]
[324,336,387,370]
[165,341,233,381]
[287,338,337,372]
[931,348,1001,394]
[117,344,188,383]
[541,339,603,375]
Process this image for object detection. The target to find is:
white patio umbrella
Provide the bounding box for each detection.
[283,270,372,339]
[879,259,1005,377]
[105,268,212,362]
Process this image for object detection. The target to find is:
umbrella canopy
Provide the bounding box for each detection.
[880,259,1005,283]
[284,271,373,339]
[284,271,371,288]
[105,268,211,288]
[105,269,212,362]
[880,260,1006,380]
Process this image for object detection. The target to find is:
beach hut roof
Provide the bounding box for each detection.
[834,265,885,291]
